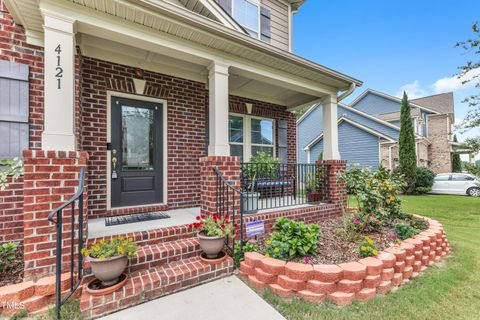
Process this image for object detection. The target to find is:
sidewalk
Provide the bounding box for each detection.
[100,276,286,320]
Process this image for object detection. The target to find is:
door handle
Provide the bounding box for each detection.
[111,149,118,179]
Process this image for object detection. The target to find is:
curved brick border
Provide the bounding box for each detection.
[239,218,450,305]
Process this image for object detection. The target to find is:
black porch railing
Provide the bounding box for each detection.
[47,168,85,320]
[240,162,329,213]
[214,167,244,255]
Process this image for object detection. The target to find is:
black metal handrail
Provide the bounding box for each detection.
[47,168,85,320]
[214,167,244,256]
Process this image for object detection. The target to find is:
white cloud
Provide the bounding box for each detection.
[396,80,429,99]
[433,68,480,93]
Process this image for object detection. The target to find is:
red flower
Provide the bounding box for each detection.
[221,224,225,229]
[196,216,200,221]
[201,215,206,219]
[234,224,239,228]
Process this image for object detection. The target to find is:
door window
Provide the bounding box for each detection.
[121,106,155,171]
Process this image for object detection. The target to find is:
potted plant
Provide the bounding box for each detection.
[189,214,237,259]
[305,169,322,203]
[81,237,137,287]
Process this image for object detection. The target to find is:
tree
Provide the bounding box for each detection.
[452,135,462,172]
[456,22,480,130]
[398,92,417,194]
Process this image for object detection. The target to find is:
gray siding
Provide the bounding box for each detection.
[353,92,401,115]
[297,105,323,163]
[261,0,289,51]
[309,122,380,170]
[0,60,29,159]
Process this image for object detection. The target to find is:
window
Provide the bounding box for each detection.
[229,114,275,161]
[233,0,260,38]
[434,175,450,181]
[451,174,474,181]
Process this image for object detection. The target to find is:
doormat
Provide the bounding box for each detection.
[105,212,170,226]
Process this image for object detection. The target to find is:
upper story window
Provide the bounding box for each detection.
[219,0,271,42]
[233,0,260,38]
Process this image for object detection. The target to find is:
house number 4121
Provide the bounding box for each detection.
[55,45,63,89]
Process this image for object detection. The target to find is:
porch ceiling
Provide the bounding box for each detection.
[80,34,319,107]
[6,0,362,101]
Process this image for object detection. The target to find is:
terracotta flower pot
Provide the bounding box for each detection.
[197,232,225,259]
[88,255,128,286]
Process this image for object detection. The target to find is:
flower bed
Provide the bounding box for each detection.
[239,218,450,306]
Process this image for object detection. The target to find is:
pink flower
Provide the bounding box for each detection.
[249,239,256,244]
[364,227,369,232]
[388,234,398,240]
[354,219,360,225]
[304,257,310,264]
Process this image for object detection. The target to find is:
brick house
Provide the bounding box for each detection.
[298,89,474,173]
[0,0,362,317]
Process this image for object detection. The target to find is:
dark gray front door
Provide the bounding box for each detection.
[111,97,163,208]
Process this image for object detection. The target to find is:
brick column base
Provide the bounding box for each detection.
[199,156,241,217]
[317,160,347,209]
[22,150,88,281]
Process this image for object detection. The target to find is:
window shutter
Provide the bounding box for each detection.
[278,120,288,164]
[260,7,271,42]
[0,60,29,159]
[218,0,232,15]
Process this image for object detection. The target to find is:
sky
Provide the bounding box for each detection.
[292,0,480,159]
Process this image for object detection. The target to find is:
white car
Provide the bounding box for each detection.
[431,173,480,197]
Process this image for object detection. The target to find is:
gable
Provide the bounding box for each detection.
[309,121,381,169]
[350,91,401,115]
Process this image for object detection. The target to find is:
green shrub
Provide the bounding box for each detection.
[359,236,379,257]
[0,158,23,191]
[411,219,428,231]
[233,239,259,266]
[395,223,420,240]
[0,241,19,271]
[413,167,436,194]
[271,218,321,259]
[264,239,290,260]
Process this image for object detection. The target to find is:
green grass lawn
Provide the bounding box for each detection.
[262,194,480,320]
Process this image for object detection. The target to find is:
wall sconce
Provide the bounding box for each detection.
[245,103,253,114]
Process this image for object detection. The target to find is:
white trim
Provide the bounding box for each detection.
[304,116,396,151]
[202,0,247,33]
[349,89,441,115]
[287,3,292,52]
[106,91,168,210]
[296,104,318,124]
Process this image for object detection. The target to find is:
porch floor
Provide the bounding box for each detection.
[87,207,200,239]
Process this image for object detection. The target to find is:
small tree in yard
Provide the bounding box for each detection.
[452,135,462,172]
[398,92,417,194]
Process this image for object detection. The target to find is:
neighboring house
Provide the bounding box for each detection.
[0,0,361,317]
[298,89,467,173]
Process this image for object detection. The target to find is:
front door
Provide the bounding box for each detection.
[111,96,163,208]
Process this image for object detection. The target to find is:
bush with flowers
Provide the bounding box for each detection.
[358,236,379,257]
[81,237,137,260]
[189,213,237,237]
[233,238,259,266]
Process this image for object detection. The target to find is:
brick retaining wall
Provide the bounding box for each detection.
[240,218,450,305]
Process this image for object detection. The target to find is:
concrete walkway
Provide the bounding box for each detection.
[100,276,285,320]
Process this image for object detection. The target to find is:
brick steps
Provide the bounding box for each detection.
[80,255,234,318]
[87,223,196,248]
[84,238,202,275]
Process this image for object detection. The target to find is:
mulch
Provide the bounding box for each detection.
[251,215,423,265]
[0,246,24,287]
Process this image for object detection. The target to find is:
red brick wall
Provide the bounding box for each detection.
[0,0,44,150]
[22,150,88,280]
[318,160,347,209]
[199,156,241,217]
[0,176,24,243]
[80,57,296,218]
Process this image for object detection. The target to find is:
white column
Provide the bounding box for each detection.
[208,62,230,156]
[322,95,340,160]
[41,14,76,151]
